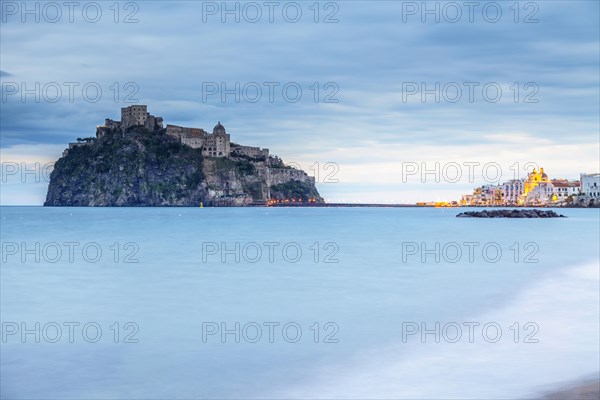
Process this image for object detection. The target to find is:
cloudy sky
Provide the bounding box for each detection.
[1,1,599,204]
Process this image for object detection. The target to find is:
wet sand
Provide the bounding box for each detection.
[541,379,600,400]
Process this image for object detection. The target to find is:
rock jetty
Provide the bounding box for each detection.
[456,209,566,218]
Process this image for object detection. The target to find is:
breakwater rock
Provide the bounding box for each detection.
[457,209,566,218]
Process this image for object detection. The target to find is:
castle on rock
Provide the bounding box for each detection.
[95,105,269,159]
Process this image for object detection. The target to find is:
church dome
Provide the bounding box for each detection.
[213,121,226,135]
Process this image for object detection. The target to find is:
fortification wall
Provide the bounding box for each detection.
[267,168,314,186]
[232,145,269,159]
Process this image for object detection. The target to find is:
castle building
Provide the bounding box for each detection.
[165,125,207,145]
[166,122,231,157]
[121,105,148,128]
[231,144,270,159]
[204,122,231,157]
[62,141,92,157]
[94,105,268,159]
[165,121,270,158]
[96,105,163,138]
[121,105,163,131]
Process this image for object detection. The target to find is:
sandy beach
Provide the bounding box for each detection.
[541,379,600,400]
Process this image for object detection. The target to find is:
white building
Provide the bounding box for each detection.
[580,173,600,198]
[550,180,580,202]
[524,181,554,205]
[501,179,524,205]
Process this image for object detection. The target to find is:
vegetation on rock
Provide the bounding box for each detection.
[270,180,323,202]
[45,127,323,207]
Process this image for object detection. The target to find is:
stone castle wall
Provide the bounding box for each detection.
[166,124,231,157]
[267,168,314,186]
[121,105,163,131]
[95,106,271,162]
[232,144,269,159]
[121,105,147,128]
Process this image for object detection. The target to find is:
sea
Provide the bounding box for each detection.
[1,206,599,399]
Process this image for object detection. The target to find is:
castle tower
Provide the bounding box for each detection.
[121,105,148,129]
[213,121,226,135]
[201,121,230,157]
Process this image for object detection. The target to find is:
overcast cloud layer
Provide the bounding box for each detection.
[1,1,599,204]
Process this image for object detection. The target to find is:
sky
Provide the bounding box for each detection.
[1,0,599,204]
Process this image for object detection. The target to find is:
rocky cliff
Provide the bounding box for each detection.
[44,127,323,206]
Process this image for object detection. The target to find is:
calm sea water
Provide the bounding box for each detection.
[1,207,599,399]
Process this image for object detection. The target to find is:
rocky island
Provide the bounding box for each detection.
[457,209,566,218]
[44,105,323,207]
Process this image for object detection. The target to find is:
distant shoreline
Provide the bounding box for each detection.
[262,203,599,208]
[3,204,600,208]
[261,203,419,207]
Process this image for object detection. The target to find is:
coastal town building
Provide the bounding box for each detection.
[550,180,580,201]
[460,194,475,206]
[461,185,504,206]
[522,168,550,201]
[479,185,502,205]
[580,173,600,198]
[524,181,554,205]
[500,179,524,205]
[459,167,598,206]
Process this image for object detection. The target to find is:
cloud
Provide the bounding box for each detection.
[1,1,598,204]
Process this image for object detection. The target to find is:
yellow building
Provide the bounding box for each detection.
[521,167,550,205]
